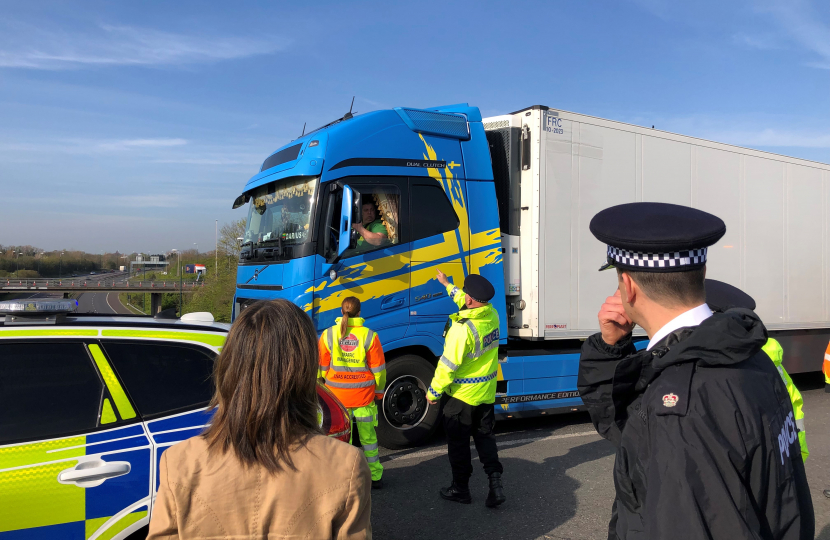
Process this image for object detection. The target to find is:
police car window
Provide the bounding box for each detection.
[410,180,459,241]
[103,341,215,419]
[0,342,103,443]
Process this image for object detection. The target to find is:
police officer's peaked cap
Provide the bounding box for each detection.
[705,279,756,312]
[590,202,726,272]
[463,274,495,303]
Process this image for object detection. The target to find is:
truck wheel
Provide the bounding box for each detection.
[377,355,441,449]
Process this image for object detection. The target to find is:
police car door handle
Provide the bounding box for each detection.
[381,296,404,309]
[58,460,131,487]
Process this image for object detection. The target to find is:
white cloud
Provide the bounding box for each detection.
[750,0,830,69]
[0,23,288,70]
[0,137,187,154]
[732,33,782,51]
[96,138,187,151]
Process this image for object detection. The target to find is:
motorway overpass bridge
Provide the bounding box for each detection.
[1,278,206,314]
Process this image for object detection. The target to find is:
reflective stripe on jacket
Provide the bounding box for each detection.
[319,317,386,408]
[428,283,500,406]
[762,338,809,461]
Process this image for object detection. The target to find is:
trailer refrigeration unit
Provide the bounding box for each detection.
[232,103,830,448]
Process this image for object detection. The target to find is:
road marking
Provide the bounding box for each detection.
[382,430,600,462]
[105,292,117,314]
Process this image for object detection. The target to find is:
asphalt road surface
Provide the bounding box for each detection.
[74,291,134,314]
[373,375,830,540]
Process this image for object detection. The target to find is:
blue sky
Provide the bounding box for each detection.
[1,0,828,253]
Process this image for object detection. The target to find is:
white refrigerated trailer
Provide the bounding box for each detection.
[485,105,830,373]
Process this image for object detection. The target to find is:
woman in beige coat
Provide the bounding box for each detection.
[147,299,372,540]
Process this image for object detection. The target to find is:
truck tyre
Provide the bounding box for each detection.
[377,355,441,449]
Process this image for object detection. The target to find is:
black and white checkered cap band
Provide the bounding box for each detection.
[607,246,707,269]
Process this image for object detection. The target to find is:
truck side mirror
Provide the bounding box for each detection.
[232,193,249,209]
[337,185,361,258]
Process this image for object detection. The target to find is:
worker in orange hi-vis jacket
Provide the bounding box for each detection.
[318,296,386,489]
[824,341,830,499]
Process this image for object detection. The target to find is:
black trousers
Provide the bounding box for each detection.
[442,397,503,487]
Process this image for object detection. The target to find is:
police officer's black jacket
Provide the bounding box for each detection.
[578,308,814,540]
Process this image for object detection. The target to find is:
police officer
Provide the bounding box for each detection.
[705,279,809,462]
[578,202,814,539]
[427,270,505,508]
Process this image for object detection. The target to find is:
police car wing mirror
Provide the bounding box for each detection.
[232,193,249,210]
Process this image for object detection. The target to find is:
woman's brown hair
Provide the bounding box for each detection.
[340,296,361,337]
[203,299,321,473]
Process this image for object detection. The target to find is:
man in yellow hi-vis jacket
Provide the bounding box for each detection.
[706,280,810,461]
[428,270,505,508]
[762,339,809,462]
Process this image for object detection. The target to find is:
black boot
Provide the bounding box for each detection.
[485,472,506,508]
[439,482,472,504]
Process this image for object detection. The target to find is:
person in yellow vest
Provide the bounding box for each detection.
[824,341,830,499]
[319,297,386,489]
[705,279,809,462]
[762,339,808,462]
[429,270,505,508]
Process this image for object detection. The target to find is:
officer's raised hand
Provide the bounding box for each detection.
[437,269,450,287]
[598,290,634,346]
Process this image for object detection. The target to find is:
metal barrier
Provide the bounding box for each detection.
[2,279,207,292]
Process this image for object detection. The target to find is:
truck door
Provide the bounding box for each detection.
[316,178,411,340]
[409,177,466,337]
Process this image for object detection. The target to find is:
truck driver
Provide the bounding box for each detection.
[352,200,388,249]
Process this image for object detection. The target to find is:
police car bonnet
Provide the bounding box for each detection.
[590,202,726,273]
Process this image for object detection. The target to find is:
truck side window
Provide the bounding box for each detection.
[0,342,103,443]
[103,341,215,420]
[410,180,460,241]
[342,186,402,257]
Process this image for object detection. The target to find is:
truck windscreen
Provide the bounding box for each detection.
[242,176,318,251]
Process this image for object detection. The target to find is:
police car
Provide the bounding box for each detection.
[0,299,349,540]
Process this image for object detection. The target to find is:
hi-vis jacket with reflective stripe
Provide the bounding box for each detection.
[428,284,500,406]
[762,338,809,461]
[823,340,830,388]
[319,318,386,409]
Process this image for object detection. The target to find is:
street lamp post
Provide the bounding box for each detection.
[172,249,182,316]
[14,251,20,277]
[139,253,146,312]
[59,251,64,279]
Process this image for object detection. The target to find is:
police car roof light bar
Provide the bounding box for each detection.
[0,299,78,326]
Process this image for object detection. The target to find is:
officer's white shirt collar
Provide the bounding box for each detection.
[646,303,713,351]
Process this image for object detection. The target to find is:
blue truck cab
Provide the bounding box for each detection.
[232,104,583,448]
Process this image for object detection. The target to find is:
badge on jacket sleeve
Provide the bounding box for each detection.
[662,393,679,408]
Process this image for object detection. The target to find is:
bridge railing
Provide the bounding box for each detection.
[1,279,207,291]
